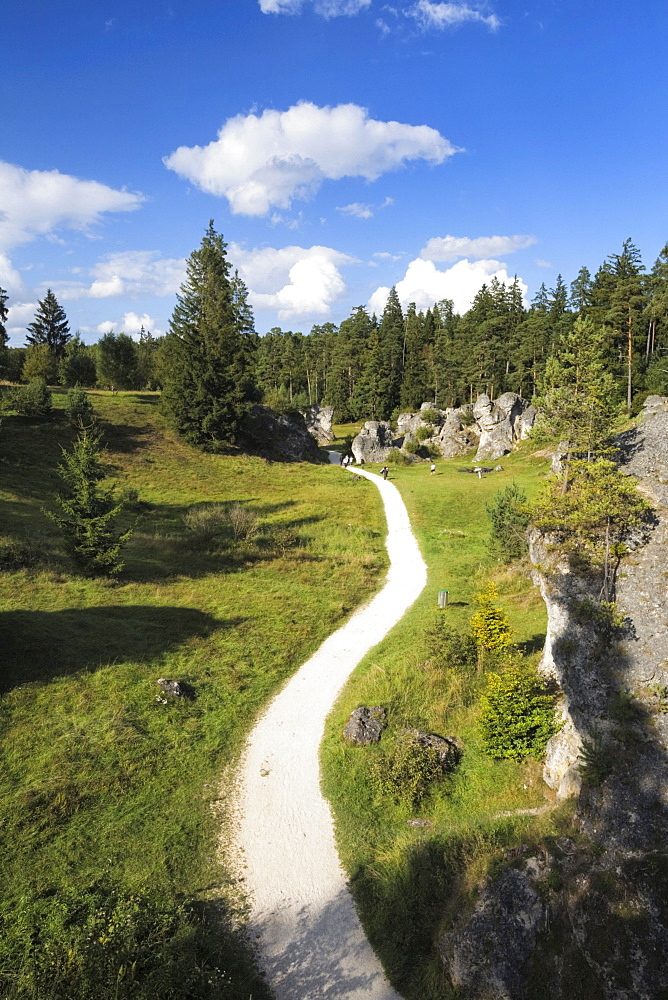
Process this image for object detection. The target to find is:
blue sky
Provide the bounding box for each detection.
[3,0,668,344]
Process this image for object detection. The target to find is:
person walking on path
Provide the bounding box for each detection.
[380,466,389,480]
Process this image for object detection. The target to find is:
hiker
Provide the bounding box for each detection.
[380,466,389,480]
[342,454,348,467]
[359,457,365,467]
[430,462,436,474]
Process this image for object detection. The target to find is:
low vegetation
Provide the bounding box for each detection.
[0,393,386,999]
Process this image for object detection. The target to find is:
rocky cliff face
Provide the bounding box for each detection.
[238,405,323,462]
[438,397,668,999]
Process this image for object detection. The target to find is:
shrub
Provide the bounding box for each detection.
[403,438,421,455]
[486,482,531,562]
[479,660,560,760]
[470,583,513,659]
[425,617,477,670]
[420,407,441,425]
[9,379,52,417]
[460,408,476,426]
[371,730,449,806]
[65,387,95,427]
[183,504,229,549]
[0,537,42,571]
[228,503,258,542]
[387,447,414,466]
[415,425,433,442]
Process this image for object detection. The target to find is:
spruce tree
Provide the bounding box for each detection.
[161,222,257,448]
[378,287,404,414]
[0,285,8,355]
[26,289,70,357]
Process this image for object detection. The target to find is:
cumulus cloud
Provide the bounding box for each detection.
[369,257,527,316]
[55,251,186,301]
[164,102,457,216]
[420,233,536,262]
[95,312,164,338]
[6,300,38,335]
[408,0,500,31]
[0,160,143,252]
[260,0,370,15]
[337,202,374,219]
[230,242,355,320]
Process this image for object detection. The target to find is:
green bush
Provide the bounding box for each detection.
[479,660,560,760]
[65,386,95,427]
[415,425,432,442]
[403,437,421,454]
[486,482,531,562]
[460,408,475,426]
[420,407,441,425]
[387,447,414,465]
[0,537,42,570]
[425,617,477,670]
[9,379,53,417]
[371,730,449,806]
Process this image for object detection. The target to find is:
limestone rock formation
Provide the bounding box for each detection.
[473,392,531,462]
[239,405,323,462]
[302,403,335,445]
[433,409,478,458]
[351,421,400,463]
[343,706,387,746]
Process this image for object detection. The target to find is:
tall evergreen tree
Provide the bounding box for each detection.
[570,266,593,313]
[0,285,9,377]
[606,239,646,411]
[161,222,257,448]
[26,289,71,357]
[378,287,404,414]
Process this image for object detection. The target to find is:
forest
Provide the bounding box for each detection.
[2,235,668,429]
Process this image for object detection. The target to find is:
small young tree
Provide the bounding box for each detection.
[45,426,134,574]
[470,583,513,670]
[95,331,138,389]
[8,378,53,417]
[22,343,58,384]
[486,482,531,562]
[59,334,97,387]
[479,660,560,760]
[65,387,94,427]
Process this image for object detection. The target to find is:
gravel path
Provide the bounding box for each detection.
[231,466,427,999]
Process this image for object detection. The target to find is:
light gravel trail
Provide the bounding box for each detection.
[231,466,427,1000]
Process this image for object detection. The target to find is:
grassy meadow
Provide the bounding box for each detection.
[321,443,568,1000]
[0,392,387,999]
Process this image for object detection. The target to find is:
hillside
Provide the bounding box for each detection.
[0,390,386,1000]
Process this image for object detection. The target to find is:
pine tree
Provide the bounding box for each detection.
[0,286,8,371]
[378,287,404,414]
[606,239,646,411]
[570,266,593,313]
[161,222,257,448]
[26,289,71,357]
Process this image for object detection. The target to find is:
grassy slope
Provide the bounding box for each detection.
[322,444,566,1000]
[0,392,386,999]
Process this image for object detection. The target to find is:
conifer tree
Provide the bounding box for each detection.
[161,222,257,448]
[26,289,70,357]
[0,285,8,353]
[378,287,404,414]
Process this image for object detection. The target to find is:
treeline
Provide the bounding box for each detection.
[2,234,668,430]
[255,238,668,419]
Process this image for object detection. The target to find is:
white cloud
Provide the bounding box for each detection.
[369,257,527,315]
[408,0,500,30]
[55,251,186,301]
[535,258,553,268]
[260,0,371,15]
[0,160,144,253]
[0,253,26,296]
[95,312,164,338]
[337,202,374,219]
[6,300,38,335]
[164,101,457,216]
[230,242,355,320]
[421,233,536,262]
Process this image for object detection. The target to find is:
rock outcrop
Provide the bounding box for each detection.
[302,403,335,445]
[343,706,387,746]
[351,420,400,463]
[473,392,532,461]
[239,405,323,462]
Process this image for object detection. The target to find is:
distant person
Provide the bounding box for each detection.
[380,466,389,480]
[430,462,436,474]
[359,457,365,467]
[342,454,348,467]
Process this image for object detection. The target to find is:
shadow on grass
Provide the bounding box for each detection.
[0,605,242,691]
[517,633,547,655]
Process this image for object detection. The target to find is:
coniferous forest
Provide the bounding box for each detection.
[3,232,668,437]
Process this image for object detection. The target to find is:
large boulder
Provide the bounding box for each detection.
[351,421,400,463]
[433,409,478,458]
[239,405,323,462]
[302,403,335,445]
[473,392,531,462]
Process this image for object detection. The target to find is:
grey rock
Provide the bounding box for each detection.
[157,678,193,698]
[473,392,531,462]
[302,403,335,445]
[343,706,387,746]
[351,421,400,463]
[432,409,478,458]
[405,729,461,770]
[239,405,322,462]
[439,864,546,1000]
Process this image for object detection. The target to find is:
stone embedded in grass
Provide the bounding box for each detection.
[405,729,461,771]
[157,678,194,699]
[343,705,387,746]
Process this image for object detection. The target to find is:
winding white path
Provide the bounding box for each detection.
[232,466,427,1000]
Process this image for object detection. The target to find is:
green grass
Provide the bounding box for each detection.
[0,391,387,999]
[321,447,562,999]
